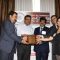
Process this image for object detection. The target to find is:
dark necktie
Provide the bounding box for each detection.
[40,27,43,34]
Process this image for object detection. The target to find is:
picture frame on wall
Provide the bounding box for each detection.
[16,11,50,25]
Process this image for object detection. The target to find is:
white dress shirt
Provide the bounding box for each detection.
[17,23,34,36]
[15,23,35,60]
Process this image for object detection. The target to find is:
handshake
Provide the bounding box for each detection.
[21,35,47,44]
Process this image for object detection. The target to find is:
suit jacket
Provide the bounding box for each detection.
[0,19,21,53]
[34,26,50,53]
[49,25,57,36]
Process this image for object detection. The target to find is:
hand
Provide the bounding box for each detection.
[21,36,28,44]
[36,39,42,44]
[36,35,43,44]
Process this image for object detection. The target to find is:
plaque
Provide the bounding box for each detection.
[27,35,36,44]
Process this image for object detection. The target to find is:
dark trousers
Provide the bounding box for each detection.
[52,54,56,60]
[52,43,57,60]
[36,51,48,60]
[0,50,14,60]
[17,44,31,60]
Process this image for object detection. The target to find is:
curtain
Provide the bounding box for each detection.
[0,0,15,34]
[55,0,60,17]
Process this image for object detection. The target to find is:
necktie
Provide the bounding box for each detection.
[40,27,43,34]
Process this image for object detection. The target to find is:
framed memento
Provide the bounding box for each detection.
[27,35,36,44]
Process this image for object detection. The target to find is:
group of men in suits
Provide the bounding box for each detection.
[16,15,57,60]
[16,15,50,60]
[0,10,57,60]
[34,15,57,60]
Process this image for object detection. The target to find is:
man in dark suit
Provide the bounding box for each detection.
[0,11,27,60]
[50,15,57,60]
[34,17,50,60]
[50,15,57,36]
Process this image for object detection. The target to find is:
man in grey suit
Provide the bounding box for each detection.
[0,11,27,60]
